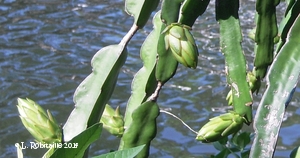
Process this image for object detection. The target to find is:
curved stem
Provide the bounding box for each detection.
[119,24,139,47]
[160,109,198,134]
[148,82,163,102]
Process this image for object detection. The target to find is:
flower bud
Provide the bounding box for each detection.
[100,104,124,137]
[226,71,261,106]
[16,98,62,144]
[226,90,233,106]
[248,70,261,94]
[196,112,244,143]
[163,23,199,68]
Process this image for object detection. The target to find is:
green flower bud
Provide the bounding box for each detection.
[163,23,199,69]
[100,104,124,137]
[16,98,62,144]
[226,90,233,106]
[196,112,244,143]
[248,70,261,94]
[226,71,261,106]
[248,27,256,41]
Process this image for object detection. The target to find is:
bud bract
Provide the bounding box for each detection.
[17,98,62,144]
[163,23,199,68]
[100,104,124,137]
[196,112,244,143]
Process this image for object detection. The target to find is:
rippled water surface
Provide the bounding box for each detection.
[1,0,299,157]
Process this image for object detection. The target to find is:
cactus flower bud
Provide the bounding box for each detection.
[100,104,124,137]
[196,112,244,143]
[16,98,62,144]
[226,71,261,106]
[163,23,199,68]
[226,90,233,106]
[248,70,261,94]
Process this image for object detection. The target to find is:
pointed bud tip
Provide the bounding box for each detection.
[196,112,244,143]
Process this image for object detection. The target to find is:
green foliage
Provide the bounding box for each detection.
[250,13,300,158]
[125,0,159,28]
[155,22,178,84]
[49,123,103,158]
[121,101,159,158]
[63,45,128,142]
[216,0,253,124]
[212,131,252,158]
[161,0,183,25]
[92,145,145,158]
[122,12,161,129]
[276,0,300,54]
[178,0,210,27]
[254,0,279,78]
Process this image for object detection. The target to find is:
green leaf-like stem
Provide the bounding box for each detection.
[216,0,253,124]
[92,144,145,158]
[50,123,102,158]
[125,0,159,28]
[254,0,279,78]
[250,14,300,158]
[63,45,127,142]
